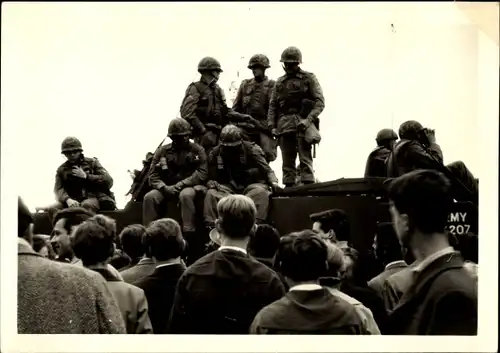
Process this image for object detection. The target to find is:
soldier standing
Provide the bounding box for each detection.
[203,125,280,228]
[53,137,116,214]
[180,56,252,154]
[232,54,277,162]
[267,46,325,187]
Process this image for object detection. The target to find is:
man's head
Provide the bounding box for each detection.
[310,209,350,243]
[168,118,191,149]
[219,125,243,155]
[324,240,345,277]
[118,224,147,260]
[51,207,94,259]
[198,56,223,83]
[71,214,116,267]
[18,197,34,244]
[373,222,404,266]
[280,46,302,75]
[247,224,281,259]
[398,120,424,141]
[376,128,398,149]
[276,230,328,284]
[387,169,453,248]
[248,54,270,80]
[61,137,83,164]
[146,218,185,261]
[214,195,256,243]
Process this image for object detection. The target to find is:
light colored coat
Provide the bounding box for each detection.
[17,238,126,334]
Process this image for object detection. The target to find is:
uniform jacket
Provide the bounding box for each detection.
[267,68,325,135]
[386,139,444,178]
[180,77,247,135]
[134,263,186,334]
[368,260,408,301]
[148,142,208,190]
[91,267,153,334]
[54,155,115,205]
[250,287,364,334]
[232,77,276,130]
[207,141,278,189]
[167,248,286,334]
[120,257,157,285]
[17,238,126,334]
[387,252,477,335]
[364,146,392,178]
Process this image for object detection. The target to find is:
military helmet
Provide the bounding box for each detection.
[398,120,424,140]
[61,137,83,154]
[248,54,270,69]
[197,56,223,73]
[280,46,302,63]
[220,125,243,147]
[376,129,398,142]
[168,118,192,137]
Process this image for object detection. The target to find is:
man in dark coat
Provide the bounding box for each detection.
[134,219,187,334]
[168,195,286,334]
[386,120,478,204]
[53,136,116,214]
[251,230,364,334]
[364,128,398,178]
[386,169,477,335]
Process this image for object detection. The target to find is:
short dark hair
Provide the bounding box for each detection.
[18,197,34,238]
[146,218,185,261]
[119,224,147,259]
[277,230,328,282]
[375,222,404,265]
[217,195,256,239]
[248,224,280,259]
[71,215,116,267]
[310,209,350,242]
[387,169,453,234]
[52,207,95,234]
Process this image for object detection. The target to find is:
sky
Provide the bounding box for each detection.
[2,2,499,210]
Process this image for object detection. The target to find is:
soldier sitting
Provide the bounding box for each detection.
[364,129,398,178]
[232,54,277,162]
[142,118,208,261]
[203,125,281,229]
[52,137,116,215]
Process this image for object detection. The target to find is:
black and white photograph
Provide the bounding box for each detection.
[1,1,498,352]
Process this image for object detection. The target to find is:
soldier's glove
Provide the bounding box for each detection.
[207,180,220,190]
[297,118,312,132]
[66,198,80,208]
[162,185,178,197]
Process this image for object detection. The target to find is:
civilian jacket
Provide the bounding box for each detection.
[167,249,286,334]
[17,239,126,334]
[134,263,186,334]
[92,267,153,334]
[368,260,408,301]
[120,257,157,284]
[387,252,477,335]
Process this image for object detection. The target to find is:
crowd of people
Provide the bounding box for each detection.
[18,167,478,335]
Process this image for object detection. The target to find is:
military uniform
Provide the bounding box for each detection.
[53,137,115,214]
[142,119,208,229]
[267,47,325,186]
[365,129,398,178]
[203,126,279,226]
[180,56,249,153]
[232,54,277,162]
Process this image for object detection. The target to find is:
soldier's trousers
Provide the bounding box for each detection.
[446,161,479,204]
[204,183,271,226]
[142,187,197,231]
[254,133,278,162]
[279,132,315,185]
[48,198,115,220]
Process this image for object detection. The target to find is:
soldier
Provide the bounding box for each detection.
[203,125,280,228]
[53,137,116,214]
[268,46,325,188]
[364,128,398,178]
[142,118,208,240]
[232,54,277,162]
[180,56,252,154]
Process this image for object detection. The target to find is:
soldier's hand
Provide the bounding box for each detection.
[162,185,177,197]
[297,118,311,132]
[271,182,283,193]
[207,180,220,190]
[66,198,80,208]
[173,183,184,193]
[72,166,87,179]
[424,128,436,144]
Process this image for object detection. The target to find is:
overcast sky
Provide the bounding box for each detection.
[2,2,498,210]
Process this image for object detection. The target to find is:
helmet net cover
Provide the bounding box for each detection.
[248,54,271,69]
[61,137,83,153]
[280,46,302,63]
[168,118,192,136]
[198,57,223,73]
[220,125,243,146]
